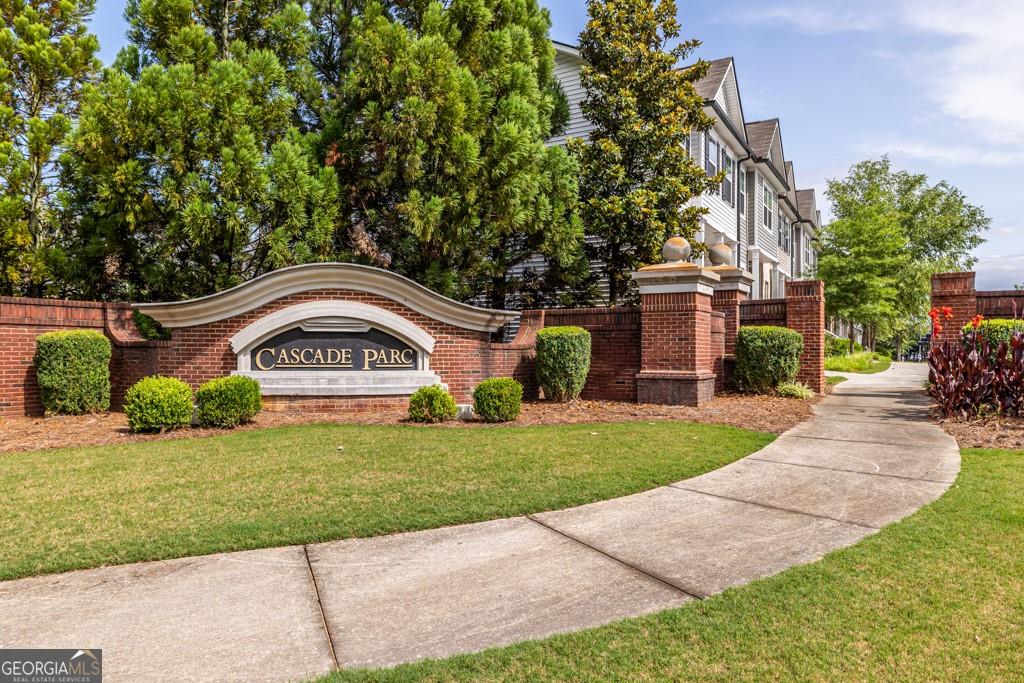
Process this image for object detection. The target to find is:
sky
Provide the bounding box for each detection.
[88,0,1023,290]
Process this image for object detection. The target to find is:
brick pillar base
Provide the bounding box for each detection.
[785,280,826,394]
[632,263,721,406]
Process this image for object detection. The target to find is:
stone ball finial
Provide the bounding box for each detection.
[662,236,691,263]
[707,242,733,266]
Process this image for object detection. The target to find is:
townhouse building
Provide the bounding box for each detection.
[550,42,821,302]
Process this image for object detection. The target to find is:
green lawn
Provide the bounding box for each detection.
[826,375,848,388]
[825,351,893,374]
[326,448,1024,682]
[0,422,771,581]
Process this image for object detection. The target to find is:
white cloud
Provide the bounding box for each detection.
[975,253,1024,291]
[736,0,1024,144]
[858,140,1024,167]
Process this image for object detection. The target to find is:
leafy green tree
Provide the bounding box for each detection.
[61,0,338,300]
[570,0,719,305]
[321,0,583,305]
[821,157,989,351]
[0,0,98,295]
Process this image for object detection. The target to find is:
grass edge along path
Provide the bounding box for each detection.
[0,421,771,581]
[324,448,1024,682]
[825,351,893,374]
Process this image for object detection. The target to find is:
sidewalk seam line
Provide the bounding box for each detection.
[782,433,948,448]
[303,545,340,672]
[667,485,882,530]
[746,457,954,484]
[525,515,706,600]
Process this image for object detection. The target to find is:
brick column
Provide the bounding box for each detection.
[785,280,826,394]
[632,264,721,406]
[710,266,753,387]
[930,272,977,347]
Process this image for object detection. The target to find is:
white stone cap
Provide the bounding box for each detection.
[631,264,721,296]
[135,263,517,332]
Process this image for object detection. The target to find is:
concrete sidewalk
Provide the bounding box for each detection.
[0,363,959,681]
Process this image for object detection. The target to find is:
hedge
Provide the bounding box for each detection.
[35,330,112,415]
[408,385,457,423]
[124,376,194,432]
[473,378,523,422]
[964,319,1024,353]
[734,326,804,393]
[196,376,263,428]
[536,326,591,402]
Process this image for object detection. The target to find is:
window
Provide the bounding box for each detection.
[738,169,746,215]
[721,153,734,205]
[762,183,774,231]
[682,134,690,157]
[705,133,720,177]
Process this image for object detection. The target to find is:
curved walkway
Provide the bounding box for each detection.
[0,364,959,682]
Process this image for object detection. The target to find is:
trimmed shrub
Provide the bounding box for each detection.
[35,330,112,415]
[734,326,803,393]
[963,319,1024,354]
[473,377,523,422]
[196,376,263,428]
[408,385,457,423]
[776,382,815,399]
[124,376,194,432]
[536,326,591,402]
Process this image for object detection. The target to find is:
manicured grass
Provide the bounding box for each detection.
[826,375,848,387]
[326,449,1024,682]
[824,351,893,374]
[0,422,771,580]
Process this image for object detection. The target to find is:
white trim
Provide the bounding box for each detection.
[230,301,436,359]
[634,283,717,296]
[135,263,517,332]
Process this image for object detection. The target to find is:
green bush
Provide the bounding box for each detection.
[826,336,848,357]
[776,382,815,399]
[824,351,892,374]
[536,326,591,402]
[473,377,523,422]
[124,376,194,432]
[196,376,263,428]
[734,326,803,393]
[964,319,1024,351]
[133,309,171,340]
[35,330,112,415]
[408,385,457,423]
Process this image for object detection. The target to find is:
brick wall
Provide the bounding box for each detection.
[739,298,787,326]
[931,271,1024,346]
[0,297,163,416]
[159,288,536,404]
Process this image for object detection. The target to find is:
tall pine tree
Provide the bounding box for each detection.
[321,0,583,305]
[61,0,338,300]
[571,0,719,304]
[0,0,98,295]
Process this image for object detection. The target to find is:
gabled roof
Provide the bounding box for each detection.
[796,189,819,228]
[746,119,778,158]
[695,58,733,100]
[784,162,799,208]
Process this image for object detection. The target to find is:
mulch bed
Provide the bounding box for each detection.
[0,392,815,454]
[937,417,1024,451]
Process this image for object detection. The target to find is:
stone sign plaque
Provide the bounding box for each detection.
[251,326,417,372]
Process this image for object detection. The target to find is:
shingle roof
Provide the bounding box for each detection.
[745,119,779,159]
[694,58,733,101]
[796,189,818,226]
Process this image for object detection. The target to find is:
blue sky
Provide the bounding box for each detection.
[89,0,1022,289]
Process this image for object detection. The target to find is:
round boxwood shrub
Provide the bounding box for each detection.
[35,330,112,415]
[124,376,194,433]
[536,326,591,402]
[734,326,804,394]
[408,384,457,423]
[196,376,263,428]
[473,377,523,422]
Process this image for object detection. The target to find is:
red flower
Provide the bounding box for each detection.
[971,314,985,330]
[942,306,954,321]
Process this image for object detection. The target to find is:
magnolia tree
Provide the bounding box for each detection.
[571,0,720,305]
